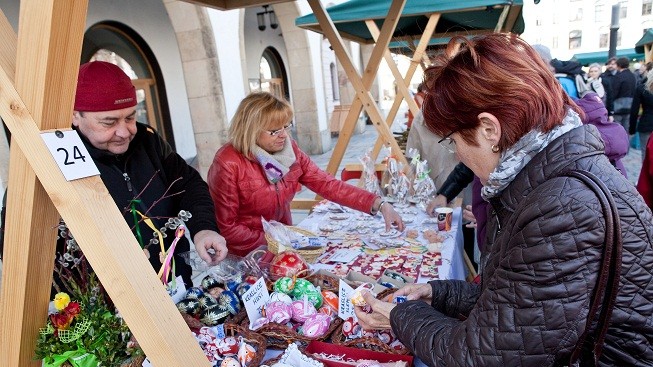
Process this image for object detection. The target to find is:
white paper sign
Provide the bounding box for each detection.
[242,277,270,329]
[327,249,360,263]
[41,129,100,181]
[141,358,153,367]
[338,279,356,321]
[166,276,187,304]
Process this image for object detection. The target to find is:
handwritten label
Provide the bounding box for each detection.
[167,276,187,304]
[338,279,356,321]
[242,277,270,329]
[41,129,100,181]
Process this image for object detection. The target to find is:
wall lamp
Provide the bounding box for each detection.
[257,5,278,31]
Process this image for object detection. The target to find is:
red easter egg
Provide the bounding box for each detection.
[269,251,309,280]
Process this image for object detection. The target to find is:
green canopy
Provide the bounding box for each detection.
[635,29,653,54]
[571,49,644,66]
[388,37,452,55]
[295,0,525,43]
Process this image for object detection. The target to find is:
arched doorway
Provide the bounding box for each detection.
[80,21,175,148]
[260,47,289,100]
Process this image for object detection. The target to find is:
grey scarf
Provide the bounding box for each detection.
[252,139,297,184]
[482,109,583,200]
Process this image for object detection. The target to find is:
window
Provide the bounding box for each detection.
[595,3,605,22]
[570,8,583,21]
[644,0,652,15]
[536,18,542,26]
[620,1,628,18]
[569,30,582,49]
[599,33,609,48]
[552,36,559,49]
[617,30,622,46]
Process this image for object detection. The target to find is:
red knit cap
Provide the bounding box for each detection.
[74,61,137,112]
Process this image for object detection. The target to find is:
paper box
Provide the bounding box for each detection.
[306,340,413,367]
[345,271,388,294]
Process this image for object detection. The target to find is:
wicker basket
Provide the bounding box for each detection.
[242,314,342,349]
[331,288,411,355]
[62,356,145,367]
[265,226,325,263]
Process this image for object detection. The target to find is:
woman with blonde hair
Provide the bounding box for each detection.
[354,34,653,366]
[208,92,404,256]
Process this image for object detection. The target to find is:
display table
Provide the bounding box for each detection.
[296,201,466,282]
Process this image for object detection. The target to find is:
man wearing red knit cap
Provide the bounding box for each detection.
[70,61,227,287]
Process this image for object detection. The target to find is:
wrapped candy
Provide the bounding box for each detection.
[301,313,331,338]
[349,283,374,307]
[342,317,362,339]
[360,149,383,196]
[237,337,257,366]
[216,336,239,356]
[220,357,241,367]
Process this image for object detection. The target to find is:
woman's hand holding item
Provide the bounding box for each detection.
[380,202,405,231]
[354,290,395,330]
[392,283,433,303]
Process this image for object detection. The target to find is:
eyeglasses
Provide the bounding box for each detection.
[266,122,293,137]
[438,130,457,154]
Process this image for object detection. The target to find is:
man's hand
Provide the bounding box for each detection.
[426,194,448,217]
[462,204,477,228]
[194,230,228,265]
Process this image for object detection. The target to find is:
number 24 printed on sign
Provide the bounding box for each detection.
[41,129,100,181]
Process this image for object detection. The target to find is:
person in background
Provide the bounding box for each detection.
[630,69,653,153]
[586,62,614,116]
[354,33,653,366]
[69,61,227,287]
[207,92,404,257]
[406,83,426,129]
[612,57,638,133]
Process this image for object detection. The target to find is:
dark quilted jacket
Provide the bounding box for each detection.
[390,125,653,366]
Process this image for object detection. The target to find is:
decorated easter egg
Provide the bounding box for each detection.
[243,275,258,285]
[389,339,406,351]
[216,336,239,356]
[218,290,241,315]
[200,304,230,326]
[290,300,317,323]
[269,251,308,279]
[273,277,295,294]
[176,298,200,316]
[289,279,314,298]
[264,301,292,324]
[201,275,223,291]
[250,316,270,331]
[317,305,337,319]
[301,313,331,338]
[321,290,339,311]
[220,357,241,367]
[237,340,257,366]
[197,294,219,309]
[303,288,323,308]
[269,291,293,305]
[342,317,361,338]
[236,283,251,300]
[185,287,205,299]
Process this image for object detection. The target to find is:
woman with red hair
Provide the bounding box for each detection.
[355,33,653,366]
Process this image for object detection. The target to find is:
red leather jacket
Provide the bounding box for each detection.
[208,141,377,256]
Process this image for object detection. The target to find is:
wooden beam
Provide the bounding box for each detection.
[0,9,16,85]
[314,0,408,181]
[0,1,210,366]
[369,13,440,161]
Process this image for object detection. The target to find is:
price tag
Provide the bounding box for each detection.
[41,129,99,181]
[327,249,359,263]
[241,277,270,329]
[338,279,356,321]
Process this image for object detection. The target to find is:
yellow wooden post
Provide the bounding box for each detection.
[0,1,210,365]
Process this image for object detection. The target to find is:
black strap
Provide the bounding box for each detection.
[557,170,622,367]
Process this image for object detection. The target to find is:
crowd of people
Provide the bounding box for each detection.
[1,32,653,366]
